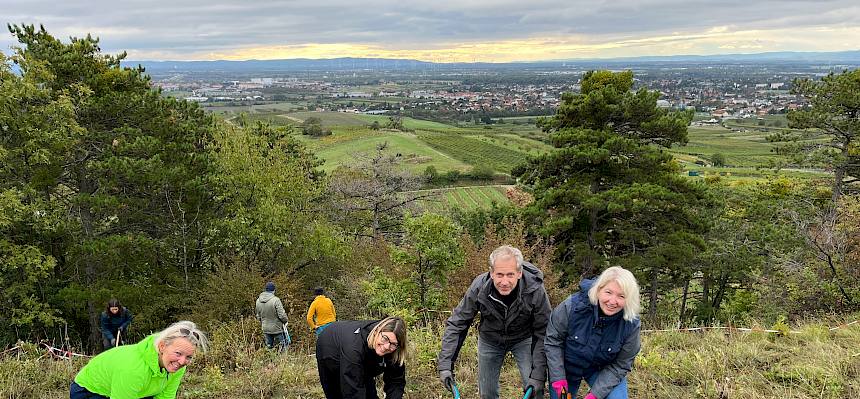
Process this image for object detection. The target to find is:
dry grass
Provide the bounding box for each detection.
[2,318,859,398]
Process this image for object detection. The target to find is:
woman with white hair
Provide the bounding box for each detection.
[544,266,641,399]
[70,320,209,399]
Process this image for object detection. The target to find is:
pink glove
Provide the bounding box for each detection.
[584,393,598,399]
[551,380,569,397]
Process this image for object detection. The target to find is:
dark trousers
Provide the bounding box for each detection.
[70,381,153,399]
[316,355,379,399]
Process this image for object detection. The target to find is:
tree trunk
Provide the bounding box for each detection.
[648,268,659,322]
[78,170,101,350]
[832,140,850,203]
[679,278,690,327]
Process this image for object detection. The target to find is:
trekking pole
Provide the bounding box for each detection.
[449,380,461,399]
[521,386,534,399]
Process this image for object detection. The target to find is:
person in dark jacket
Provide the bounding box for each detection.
[315,316,408,399]
[99,298,132,350]
[545,266,641,399]
[438,245,552,399]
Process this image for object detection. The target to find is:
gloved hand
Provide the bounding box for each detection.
[584,392,597,399]
[525,378,543,396]
[551,380,568,398]
[110,338,116,347]
[439,370,455,392]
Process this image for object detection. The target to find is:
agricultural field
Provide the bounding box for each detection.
[303,130,470,173]
[286,111,378,127]
[668,126,781,167]
[418,185,512,213]
[471,133,553,155]
[419,133,530,173]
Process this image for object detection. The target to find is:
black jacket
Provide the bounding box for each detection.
[437,261,552,381]
[316,320,406,399]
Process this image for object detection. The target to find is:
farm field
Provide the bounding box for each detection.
[207,106,829,184]
[418,185,512,213]
[668,126,781,167]
[306,130,470,173]
[419,133,530,173]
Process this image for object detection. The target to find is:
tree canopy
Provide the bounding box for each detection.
[514,70,712,318]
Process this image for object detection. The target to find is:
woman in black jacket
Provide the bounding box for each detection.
[315,316,408,399]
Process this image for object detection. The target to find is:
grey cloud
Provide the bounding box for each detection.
[1,0,858,58]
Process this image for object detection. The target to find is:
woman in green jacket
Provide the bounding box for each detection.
[70,320,209,399]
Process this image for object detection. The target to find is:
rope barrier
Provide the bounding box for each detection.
[642,319,860,335]
[41,343,92,359]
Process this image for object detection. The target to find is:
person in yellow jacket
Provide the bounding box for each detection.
[70,320,209,399]
[306,287,336,336]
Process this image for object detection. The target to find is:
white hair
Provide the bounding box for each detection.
[155,320,209,352]
[588,266,641,321]
[488,245,524,272]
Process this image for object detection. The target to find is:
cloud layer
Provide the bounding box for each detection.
[2,0,859,61]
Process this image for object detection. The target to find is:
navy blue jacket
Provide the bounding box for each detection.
[544,279,640,399]
[99,307,132,341]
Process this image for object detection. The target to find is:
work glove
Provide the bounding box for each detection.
[550,380,569,398]
[439,370,455,392]
[525,378,544,397]
[584,392,597,399]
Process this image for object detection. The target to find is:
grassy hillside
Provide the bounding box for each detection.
[306,129,470,173]
[5,316,859,398]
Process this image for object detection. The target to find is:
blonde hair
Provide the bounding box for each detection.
[587,266,641,321]
[366,316,408,366]
[488,245,524,272]
[154,320,210,353]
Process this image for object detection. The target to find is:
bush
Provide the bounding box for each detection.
[468,165,495,180]
[710,152,727,167]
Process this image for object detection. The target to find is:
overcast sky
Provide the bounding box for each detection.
[2,0,859,62]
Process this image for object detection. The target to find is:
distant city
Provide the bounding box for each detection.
[131,53,860,123]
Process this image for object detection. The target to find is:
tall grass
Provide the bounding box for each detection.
[2,317,858,398]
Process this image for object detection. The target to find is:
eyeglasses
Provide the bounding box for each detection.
[179,328,201,342]
[381,334,399,350]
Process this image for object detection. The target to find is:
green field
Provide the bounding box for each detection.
[419,134,529,173]
[302,130,470,173]
[419,185,511,213]
[668,126,780,167]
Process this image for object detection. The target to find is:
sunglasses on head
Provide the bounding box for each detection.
[179,328,200,342]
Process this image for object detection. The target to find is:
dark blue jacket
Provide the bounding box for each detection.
[99,307,132,341]
[544,278,640,399]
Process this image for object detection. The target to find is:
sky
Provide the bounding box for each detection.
[2,0,859,62]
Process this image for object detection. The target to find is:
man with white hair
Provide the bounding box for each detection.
[438,245,552,398]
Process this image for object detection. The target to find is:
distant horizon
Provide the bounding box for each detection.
[123,49,860,64]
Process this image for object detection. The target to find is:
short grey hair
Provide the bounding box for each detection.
[155,320,210,353]
[488,245,524,272]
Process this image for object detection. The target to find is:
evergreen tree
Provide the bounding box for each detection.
[513,70,712,320]
[785,69,860,201]
[0,25,216,345]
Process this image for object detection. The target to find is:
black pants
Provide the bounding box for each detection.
[70,381,153,399]
[316,355,379,399]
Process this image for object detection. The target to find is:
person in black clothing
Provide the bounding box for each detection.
[99,298,133,350]
[315,316,408,399]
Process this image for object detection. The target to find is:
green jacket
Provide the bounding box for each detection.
[74,334,186,399]
[256,291,289,334]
